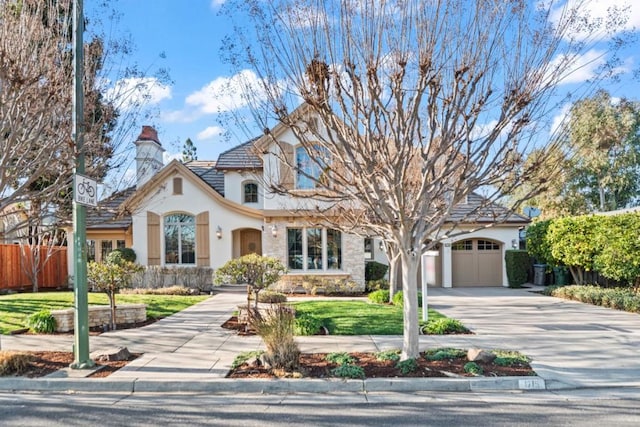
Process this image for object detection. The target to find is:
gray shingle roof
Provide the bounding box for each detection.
[87,186,136,230]
[184,161,225,196]
[215,139,262,170]
[448,193,529,224]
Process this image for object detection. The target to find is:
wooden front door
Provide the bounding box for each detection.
[240,229,262,256]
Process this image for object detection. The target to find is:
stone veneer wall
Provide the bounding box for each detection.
[262,218,365,291]
[50,304,146,332]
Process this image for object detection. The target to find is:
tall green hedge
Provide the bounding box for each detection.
[526,212,640,286]
[505,250,529,288]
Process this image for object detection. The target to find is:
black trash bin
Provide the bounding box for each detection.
[553,266,568,285]
[533,264,547,286]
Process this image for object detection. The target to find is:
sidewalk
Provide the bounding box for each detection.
[1,286,639,393]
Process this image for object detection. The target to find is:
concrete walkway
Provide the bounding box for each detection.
[1,286,639,392]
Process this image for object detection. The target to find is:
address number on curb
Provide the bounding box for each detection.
[518,378,545,390]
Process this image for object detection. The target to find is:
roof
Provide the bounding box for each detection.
[136,126,161,144]
[448,193,530,224]
[86,186,136,230]
[215,139,262,170]
[184,161,225,196]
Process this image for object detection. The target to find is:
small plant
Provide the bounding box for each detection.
[422,318,469,335]
[375,349,400,362]
[368,289,390,304]
[492,350,531,367]
[301,276,321,295]
[424,348,467,361]
[26,310,56,334]
[396,358,418,374]
[231,350,265,370]
[463,361,484,376]
[257,290,287,304]
[331,364,365,379]
[121,286,193,295]
[0,351,33,376]
[326,352,355,365]
[366,279,389,292]
[294,313,324,336]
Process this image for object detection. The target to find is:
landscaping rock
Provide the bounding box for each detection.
[91,347,132,362]
[467,348,496,363]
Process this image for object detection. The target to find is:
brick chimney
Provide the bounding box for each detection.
[134,126,165,188]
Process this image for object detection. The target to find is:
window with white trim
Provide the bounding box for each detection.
[295,145,329,189]
[164,213,195,264]
[243,181,258,203]
[452,240,473,251]
[286,227,342,271]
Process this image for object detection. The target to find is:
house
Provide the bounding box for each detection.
[69,117,528,289]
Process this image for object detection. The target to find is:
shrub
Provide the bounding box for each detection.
[547,284,640,313]
[593,213,640,286]
[250,304,300,371]
[301,276,321,295]
[422,318,469,335]
[424,348,467,361]
[366,279,389,292]
[375,349,400,362]
[395,358,418,374]
[326,352,355,365]
[26,310,56,334]
[121,286,193,295]
[294,313,323,336]
[505,250,530,288]
[492,350,530,367]
[368,289,390,304]
[331,364,365,379]
[107,248,137,264]
[257,290,287,304]
[0,351,32,376]
[365,261,389,281]
[463,361,483,376]
[547,216,601,284]
[525,220,554,265]
[392,291,422,307]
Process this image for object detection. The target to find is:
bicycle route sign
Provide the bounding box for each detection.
[74,174,98,207]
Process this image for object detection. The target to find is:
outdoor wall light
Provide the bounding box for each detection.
[271,225,278,238]
[511,239,518,249]
[216,226,222,239]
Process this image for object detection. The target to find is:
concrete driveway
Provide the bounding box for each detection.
[421,286,640,389]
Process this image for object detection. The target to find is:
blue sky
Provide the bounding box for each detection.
[98,0,640,189]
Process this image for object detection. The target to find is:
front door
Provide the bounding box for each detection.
[240,229,262,256]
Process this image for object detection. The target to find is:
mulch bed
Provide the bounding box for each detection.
[1,351,140,378]
[227,352,534,379]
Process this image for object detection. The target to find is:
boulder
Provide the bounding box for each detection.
[91,347,132,362]
[467,348,496,363]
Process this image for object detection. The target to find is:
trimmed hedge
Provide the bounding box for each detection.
[365,261,389,281]
[545,284,640,313]
[505,250,529,288]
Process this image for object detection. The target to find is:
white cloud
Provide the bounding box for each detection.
[105,77,172,111]
[550,0,640,41]
[185,69,266,114]
[550,104,572,136]
[196,126,224,141]
[210,0,225,8]
[548,49,606,86]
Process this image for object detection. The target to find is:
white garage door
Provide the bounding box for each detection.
[451,239,502,287]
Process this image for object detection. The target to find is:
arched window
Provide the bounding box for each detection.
[243,182,258,203]
[164,213,195,264]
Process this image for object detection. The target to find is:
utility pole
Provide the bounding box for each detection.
[70,0,93,369]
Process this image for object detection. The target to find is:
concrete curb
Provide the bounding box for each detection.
[0,376,550,394]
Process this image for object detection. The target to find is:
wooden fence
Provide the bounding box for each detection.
[0,244,68,291]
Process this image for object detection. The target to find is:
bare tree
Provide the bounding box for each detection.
[222,0,630,359]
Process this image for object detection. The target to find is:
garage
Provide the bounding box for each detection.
[451,239,502,286]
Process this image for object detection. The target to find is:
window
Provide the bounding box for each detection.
[87,240,96,262]
[164,213,195,264]
[286,227,341,271]
[295,145,329,189]
[364,238,373,260]
[173,177,183,195]
[478,240,500,251]
[452,240,472,251]
[243,182,258,203]
[101,240,113,260]
[117,240,126,250]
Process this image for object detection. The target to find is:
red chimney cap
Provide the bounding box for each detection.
[137,126,161,144]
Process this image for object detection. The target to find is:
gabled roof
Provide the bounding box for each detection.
[184,161,225,196]
[87,186,136,230]
[448,193,529,224]
[215,139,262,170]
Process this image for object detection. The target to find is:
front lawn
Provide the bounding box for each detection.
[291,300,448,335]
[0,292,209,334]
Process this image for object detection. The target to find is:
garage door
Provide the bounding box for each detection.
[451,239,502,287]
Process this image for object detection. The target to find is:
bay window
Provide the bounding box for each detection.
[287,227,341,271]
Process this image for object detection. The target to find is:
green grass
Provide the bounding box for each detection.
[291,300,446,335]
[0,292,208,334]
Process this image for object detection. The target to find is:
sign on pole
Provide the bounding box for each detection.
[74,174,97,207]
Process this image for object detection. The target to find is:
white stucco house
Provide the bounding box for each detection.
[70,111,528,289]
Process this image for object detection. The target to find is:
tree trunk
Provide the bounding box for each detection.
[388,253,400,303]
[108,292,117,331]
[400,250,420,360]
